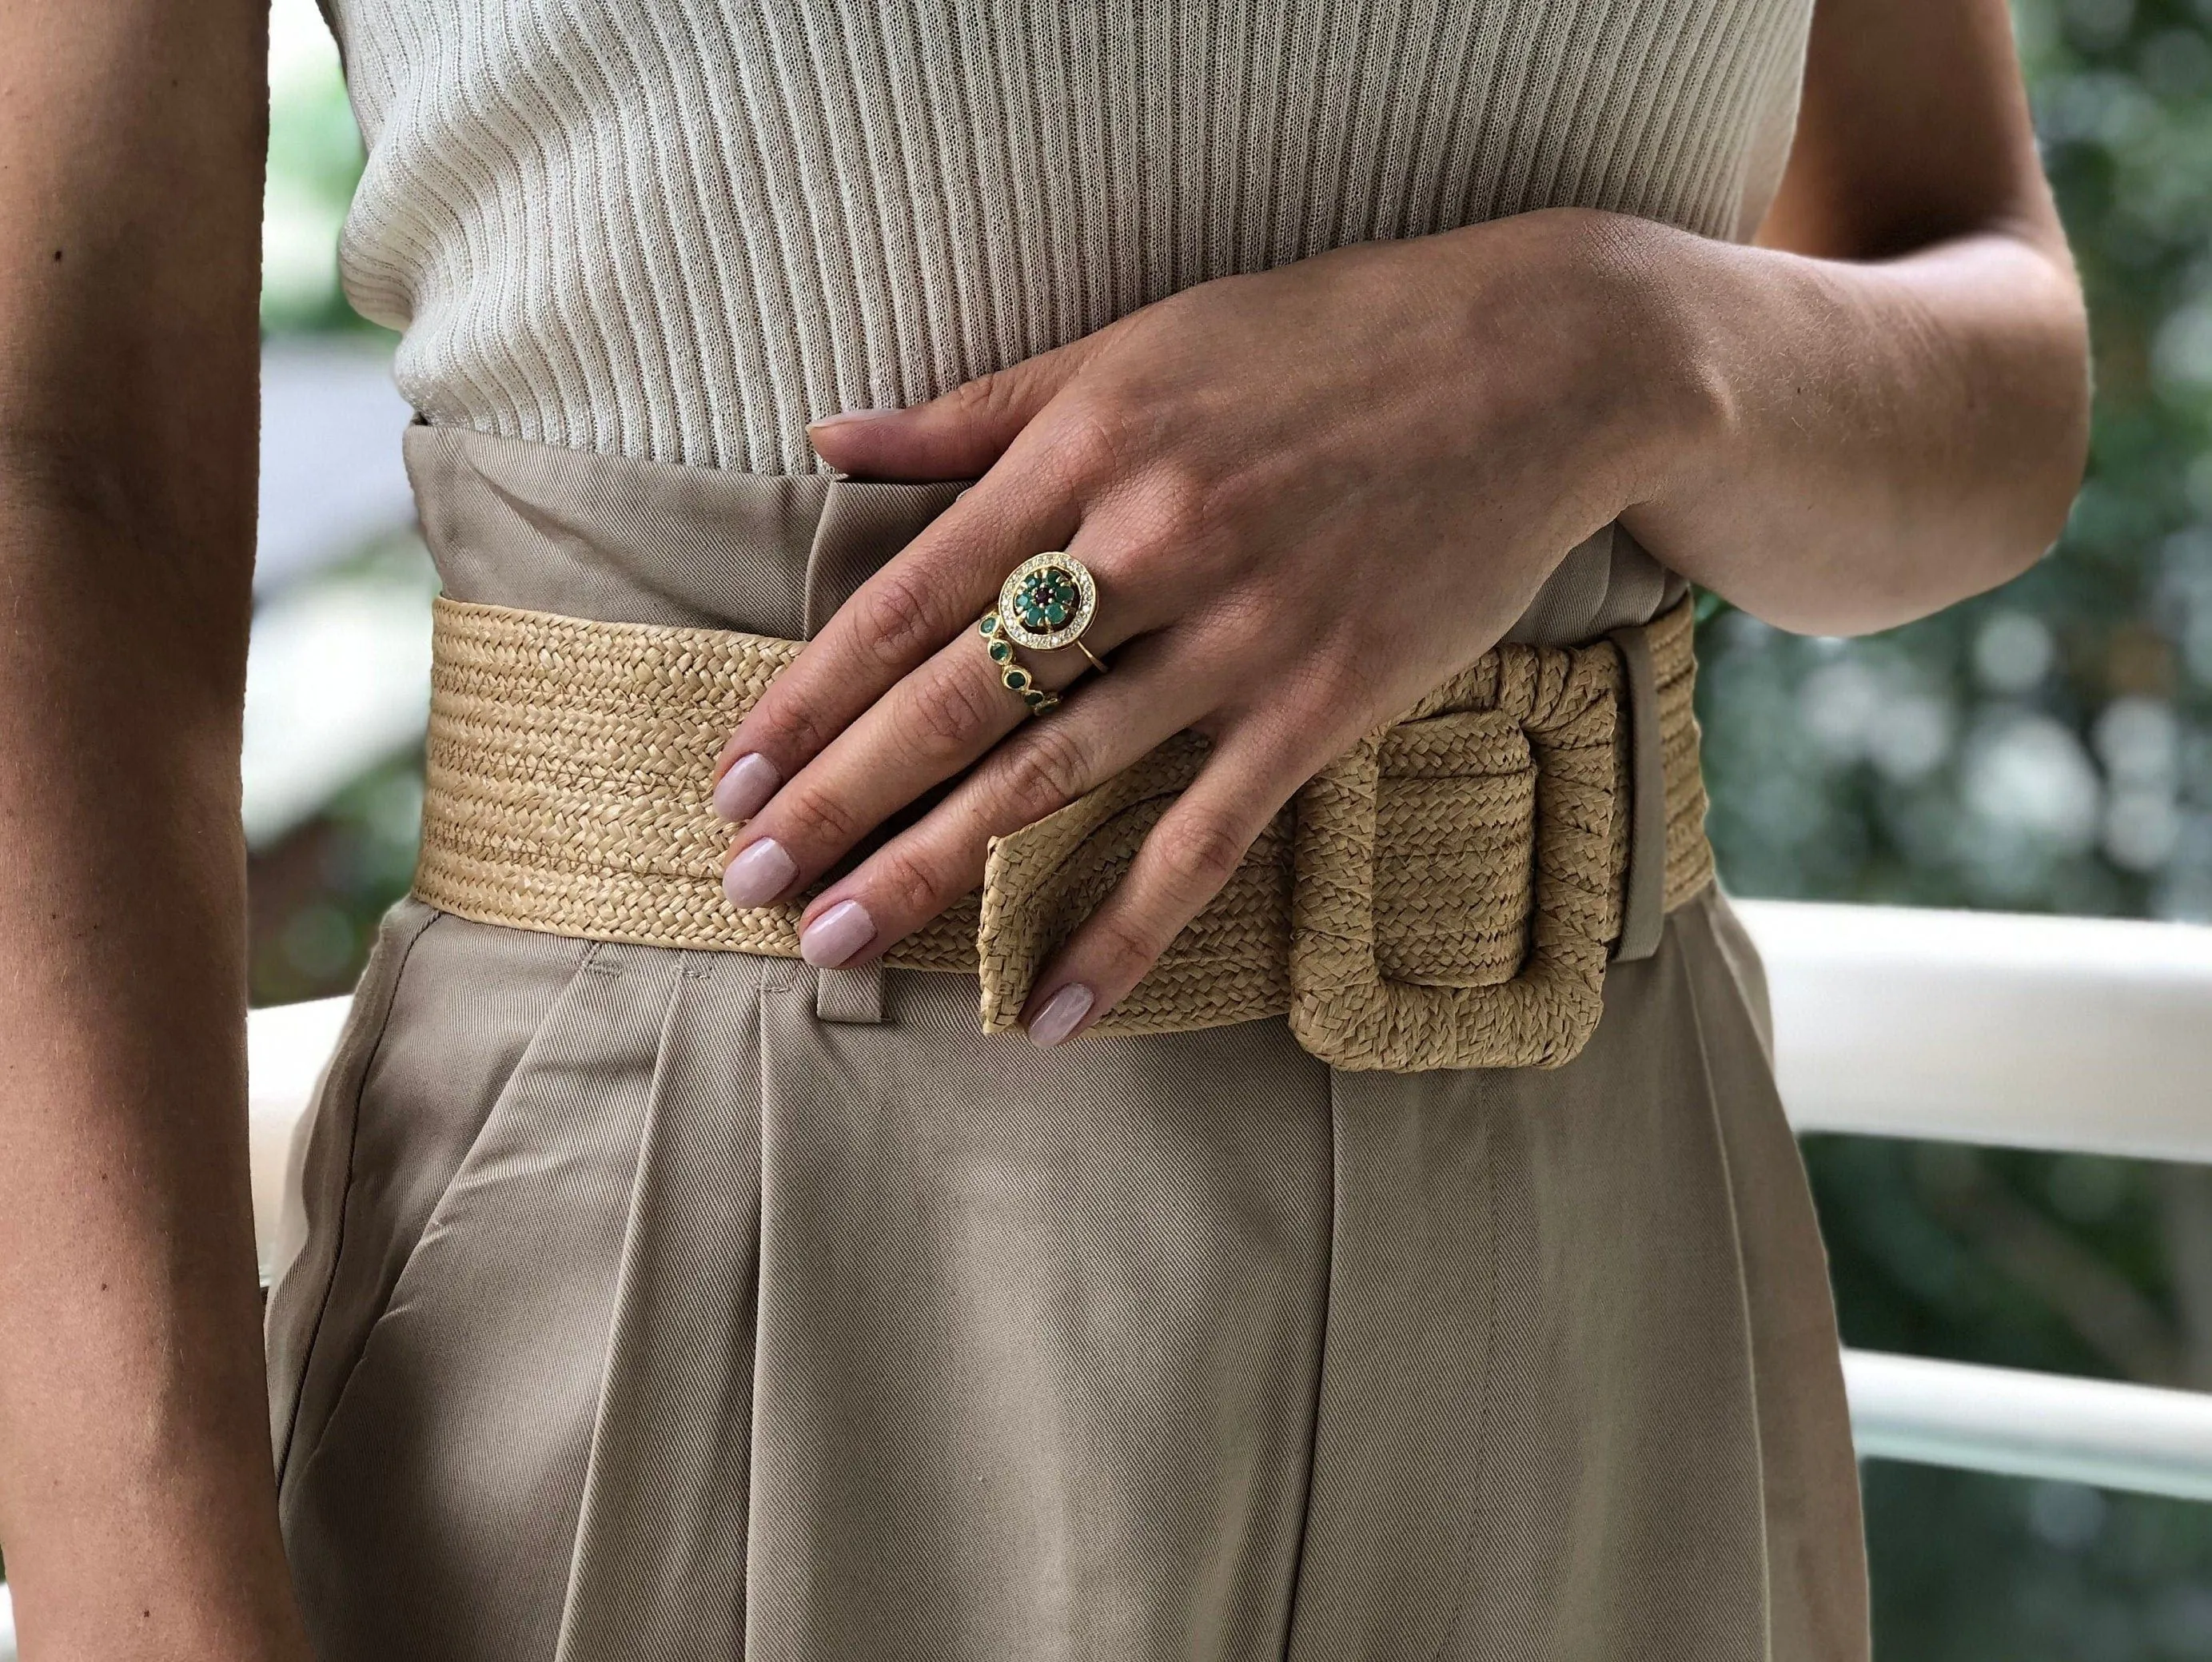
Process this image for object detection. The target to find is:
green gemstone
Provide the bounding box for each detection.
[988,640,1013,663]
[1015,569,1078,632]
[1003,668,1030,691]
[979,612,1000,636]
[1023,689,1047,708]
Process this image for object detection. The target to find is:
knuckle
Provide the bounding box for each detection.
[751,696,831,764]
[857,568,955,671]
[992,718,1096,824]
[905,664,1002,756]
[1149,456,1219,532]
[1277,646,1365,726]
[868,845,948,922]
[1114,464,1237,585]
[1054,398,1144,484]
[1111,508,1186,580]
[1197,592,1273,663]
[1150,809,1250,899]
[774,784,862,851]
[1090,911,1169,984]
[951,369,1025,424]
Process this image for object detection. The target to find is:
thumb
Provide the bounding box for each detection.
[806,333,1106,480]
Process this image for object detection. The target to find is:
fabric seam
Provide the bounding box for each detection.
[273,899,442,1487]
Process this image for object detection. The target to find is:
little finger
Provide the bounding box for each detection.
[1019,730,1310,1045]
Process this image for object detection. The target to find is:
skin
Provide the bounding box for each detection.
[0,2,310,1660]
[0,0,2084,1653]
[712,0,2090,1047]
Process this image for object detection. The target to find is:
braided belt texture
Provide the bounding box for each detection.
[413,592,1715,1072]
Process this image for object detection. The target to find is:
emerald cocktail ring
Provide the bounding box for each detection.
[998,552,1107,672]
[974,552,1108,718]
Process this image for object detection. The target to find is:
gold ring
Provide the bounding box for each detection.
[997,551,1106,666]
[977,611,1060,715]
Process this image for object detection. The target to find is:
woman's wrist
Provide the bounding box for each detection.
[1448,206,1740,536]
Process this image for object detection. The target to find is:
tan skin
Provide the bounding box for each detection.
[0,2,309,1660]
[0,0,2082,1653]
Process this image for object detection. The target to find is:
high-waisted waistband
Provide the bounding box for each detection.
[401,424,1715,1072]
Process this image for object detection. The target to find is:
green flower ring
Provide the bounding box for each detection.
[974,551,1106,717]
[997,551,1098,651]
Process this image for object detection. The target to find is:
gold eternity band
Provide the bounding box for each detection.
[978,611,1060,715]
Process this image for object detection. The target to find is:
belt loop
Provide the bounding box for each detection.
[1606,619,1668,963]
[815,961,887,1024]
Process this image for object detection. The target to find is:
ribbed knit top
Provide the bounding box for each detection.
[328,0,1812,476]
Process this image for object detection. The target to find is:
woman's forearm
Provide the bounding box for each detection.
[1605,209,2090,636]
[1573,0,2091,638]
[0,490,296,1659]
[0,2,309,1656]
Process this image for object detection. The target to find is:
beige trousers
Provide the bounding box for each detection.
[264,427,1870,1661]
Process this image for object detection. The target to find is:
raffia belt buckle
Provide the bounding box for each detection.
[1285,639,1625,1073]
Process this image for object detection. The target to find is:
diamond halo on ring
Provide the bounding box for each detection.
[996,552,1098,653]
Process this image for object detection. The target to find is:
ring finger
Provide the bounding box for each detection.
[717,541,1162,912]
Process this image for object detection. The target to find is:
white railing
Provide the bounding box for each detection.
[1755,899,2212,1164]
[1746,899,2212,1501]
[232,899,2212,1504]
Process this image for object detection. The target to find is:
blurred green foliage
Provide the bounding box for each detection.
[1693,2,2212,1654]
[264,0,374,334]
[242,0,2212,1654]
[1702,0,2212,921]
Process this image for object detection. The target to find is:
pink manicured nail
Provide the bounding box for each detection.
[807,407,899,429]
[712,752,780,822]
[799,899,876,968]
[1027,983,1095,1047]
[723,838,798,907]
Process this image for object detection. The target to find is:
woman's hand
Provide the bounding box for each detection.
[711,208,1711,1043]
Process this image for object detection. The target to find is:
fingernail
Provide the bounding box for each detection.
[1026,983,1095,1047]
[799,899,876,968]
[722,838,798,908]
[712,752,780,822]
[807,407,899,429]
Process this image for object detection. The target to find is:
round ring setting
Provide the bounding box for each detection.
[997,552,1098,653]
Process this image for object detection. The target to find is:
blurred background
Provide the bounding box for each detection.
[6,0,2207,1654]
[1700,2,2212,1655]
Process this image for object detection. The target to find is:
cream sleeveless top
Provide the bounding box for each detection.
[325,0,1811,478]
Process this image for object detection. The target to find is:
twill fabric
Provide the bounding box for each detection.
[262,425,1871,1662]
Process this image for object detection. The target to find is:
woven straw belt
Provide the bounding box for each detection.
[413,592,1716,1073]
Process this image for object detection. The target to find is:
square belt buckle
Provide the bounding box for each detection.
[1285,640,1625,1074]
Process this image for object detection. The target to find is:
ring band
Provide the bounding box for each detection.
[978,611,1060,715]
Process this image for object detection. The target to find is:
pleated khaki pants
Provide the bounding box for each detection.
[263,425,1871,1662]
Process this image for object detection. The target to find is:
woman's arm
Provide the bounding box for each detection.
[701,0,2090,1043]
[1616,0,2091,633]
[803,0,2088,640]
[0,4,310,1658]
